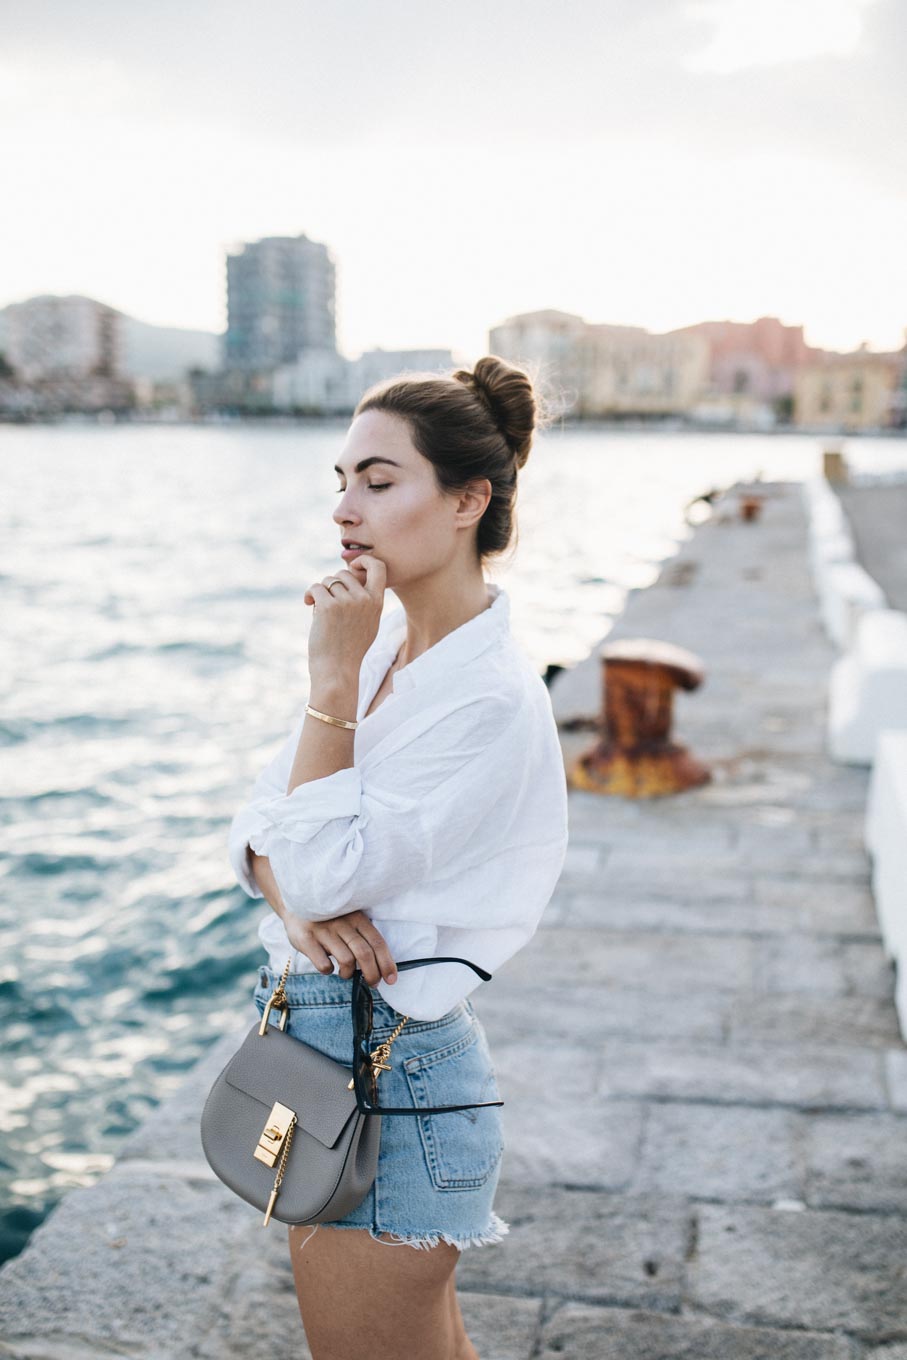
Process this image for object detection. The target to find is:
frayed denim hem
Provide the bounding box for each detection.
[315,1210,511,1252]
[367,1210,510,1252]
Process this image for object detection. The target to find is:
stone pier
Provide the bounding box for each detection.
[2,480,905,1359]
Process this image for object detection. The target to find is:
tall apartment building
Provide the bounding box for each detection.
[223,232,337,371]
[489,310,708,417]
[0,294,120,380]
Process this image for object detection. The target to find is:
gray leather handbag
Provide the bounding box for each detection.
[200,953,502,1228]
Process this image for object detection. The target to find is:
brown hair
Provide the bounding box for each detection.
[352,354,551,567]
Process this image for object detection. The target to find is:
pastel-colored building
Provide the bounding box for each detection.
[794,343,906,431]
[488,309,707,417]
[664,316,822,425]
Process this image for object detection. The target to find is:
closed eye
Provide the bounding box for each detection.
[335,484,391,493]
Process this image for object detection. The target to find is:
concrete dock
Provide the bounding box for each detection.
[1,480,906,1358]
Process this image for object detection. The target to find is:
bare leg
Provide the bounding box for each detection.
[287,1222,462,1360]
[447,1270,480,1359]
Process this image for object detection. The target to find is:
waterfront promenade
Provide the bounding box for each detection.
[1,480,906,1357]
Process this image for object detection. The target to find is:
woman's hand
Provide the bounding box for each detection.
[303,554,386,692]
[281,909,398,987]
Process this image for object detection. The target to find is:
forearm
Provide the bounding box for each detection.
[249,681,359,924]
[286,680,359,795]
[249,851,289,922]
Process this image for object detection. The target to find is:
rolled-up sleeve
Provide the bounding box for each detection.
[237,695,522,922]
[227,709,307,898]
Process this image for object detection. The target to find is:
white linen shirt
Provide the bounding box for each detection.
[227,581,569,1021]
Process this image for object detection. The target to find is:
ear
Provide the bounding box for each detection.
[454,477,492,529]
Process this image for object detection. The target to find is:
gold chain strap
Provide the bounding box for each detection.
[272,955,292,1007]
[262,1116,296,1226]
[369,1013,410,1071]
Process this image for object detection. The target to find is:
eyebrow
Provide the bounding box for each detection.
[334,456,403,476]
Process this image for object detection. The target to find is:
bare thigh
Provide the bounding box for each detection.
[288,1222,462,1360]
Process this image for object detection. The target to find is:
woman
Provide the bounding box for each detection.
[228,354,569,1360]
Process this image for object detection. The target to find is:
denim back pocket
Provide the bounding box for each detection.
[403,1022,504,1191]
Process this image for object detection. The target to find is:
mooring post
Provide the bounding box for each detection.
[569,637,711,797]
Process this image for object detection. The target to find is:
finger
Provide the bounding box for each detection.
[347,553,386,598]
[306,941,335,974]
[324,569,367,595]
[308,582,337,607]
[321,933,360,980]
[353,919,398,984]
[341,932,385,987]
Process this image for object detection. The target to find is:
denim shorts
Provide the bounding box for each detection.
[251,964,509,1252]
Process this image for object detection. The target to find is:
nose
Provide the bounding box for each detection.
[332,488,361,529]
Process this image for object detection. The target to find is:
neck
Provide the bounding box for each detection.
[392,569,493,668]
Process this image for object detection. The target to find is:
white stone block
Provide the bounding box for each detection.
[802,477,855,554]
[809,528,855,577]
[829,611,907,764]
[819,561,887,651]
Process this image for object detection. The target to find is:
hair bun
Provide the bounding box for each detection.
[452,355,538,470]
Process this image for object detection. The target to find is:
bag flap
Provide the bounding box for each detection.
[224,1021,360,1149]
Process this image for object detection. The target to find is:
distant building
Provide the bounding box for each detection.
[353,347,455,398]
[0,294,121,380]
[223,233,337,371]
[272,348,351,413]
[665,316,820,425]
[575,324,708,418]
[489,310,586,380]
[271,346,455,415]
[0,294,135,415]
[489,310,708,417]
[793,342,907,431]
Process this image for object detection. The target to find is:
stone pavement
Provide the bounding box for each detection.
[2,480,906,1358]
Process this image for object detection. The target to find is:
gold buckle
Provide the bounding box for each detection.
[254,1101,297,1167]
[258,994,289,1036]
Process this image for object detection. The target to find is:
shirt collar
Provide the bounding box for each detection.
[369,582,510,695]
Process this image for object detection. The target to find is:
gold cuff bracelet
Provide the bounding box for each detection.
[305,704,358,730]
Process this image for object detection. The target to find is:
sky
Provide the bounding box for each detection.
[1,0,905,360]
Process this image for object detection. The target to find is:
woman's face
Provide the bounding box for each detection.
[332,409,482,588]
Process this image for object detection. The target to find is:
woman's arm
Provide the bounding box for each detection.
[228,672,357,899]
[247,663,358,917]
[249,850,288,922]
[250,849,398,985]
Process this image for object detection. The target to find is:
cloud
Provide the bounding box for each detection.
[682,0,878,73]
[1,0,903,193]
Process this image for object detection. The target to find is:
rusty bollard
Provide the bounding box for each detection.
[823,448,849,484]
[738,492,764,522]
[569,638,711,797]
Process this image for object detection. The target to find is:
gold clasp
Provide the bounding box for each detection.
[346,1040,398,1091]
[258,994,289,1035]
[259,957,293,1036]
[254,1101,296,1167]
